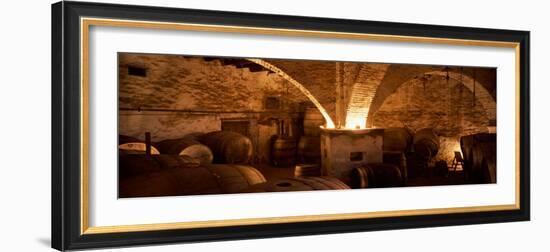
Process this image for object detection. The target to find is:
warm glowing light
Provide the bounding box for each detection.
[454,144,462,155]
[248,58,335,128]
[450,139,464,170]
[344,114,367,129]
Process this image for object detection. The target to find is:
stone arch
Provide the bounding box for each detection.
[367,69,496,127]
[247,58,335,128]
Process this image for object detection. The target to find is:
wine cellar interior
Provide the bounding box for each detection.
[118,53,497,198]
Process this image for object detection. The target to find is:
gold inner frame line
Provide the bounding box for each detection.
[80,17,522,235]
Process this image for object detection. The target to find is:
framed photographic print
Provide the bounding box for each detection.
[51,1,530,251]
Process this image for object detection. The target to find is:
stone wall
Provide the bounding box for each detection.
[118,53,316,162]
[372,74,491,163]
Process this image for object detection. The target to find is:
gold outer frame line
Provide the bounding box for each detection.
[80,17,522,235]
[84,204,517,234]
[81,17,90,234]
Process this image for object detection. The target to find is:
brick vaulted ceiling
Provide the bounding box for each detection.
[119,53,496,129]
[265,59,496,129]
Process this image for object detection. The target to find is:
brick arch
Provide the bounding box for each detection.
[425,71,496,120]
[344,64,389,128]
[367,68,496,127]
[247,58,335,128]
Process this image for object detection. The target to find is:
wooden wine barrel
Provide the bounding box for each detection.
[119,153,161,179]
[383,127,413,152]
[406,152,426,178]
[271,137,296,167]
[460,133,496,182]
[183,132,205,141]
[350,166,370,188]
[413,128,439,161]
[153,154,201,169]
[244,177,349,193]
[383,151,407,182]
[118,135,160,155]
[303,108,325,136]
[350,163,403,189]
[480,154,497,184]
[200,131,253,164]
[294,164,321,177]
[206,164,267,193]
[119,154,204,179]
[460,135,475,174]
[157,138,213,165]
[297,136,321,163]
[471,136,497,183]
[119,164,267,198]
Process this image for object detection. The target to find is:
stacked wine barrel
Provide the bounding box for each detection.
[382,127,412,181]
[119,154,204,180]
[383,151,407,183]
[406,151,427,178]
[199,131,253,164]
[460,133,496,183]
[156,137,213,165]
[302,108,325,136]
[413,128,440,161]
[119,161,267,197]
[118,135,160,155]
[350,163,403,189]
[294,164,321,177]
[271,136,297,167]
[406,128,440,178]
[119,154,161,179]
[292,107,325,172]
[244,176,349,193]
[382,127,413,153]
[297,135,321,164]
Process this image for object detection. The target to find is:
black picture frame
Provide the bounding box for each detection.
[52,1,530,251]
